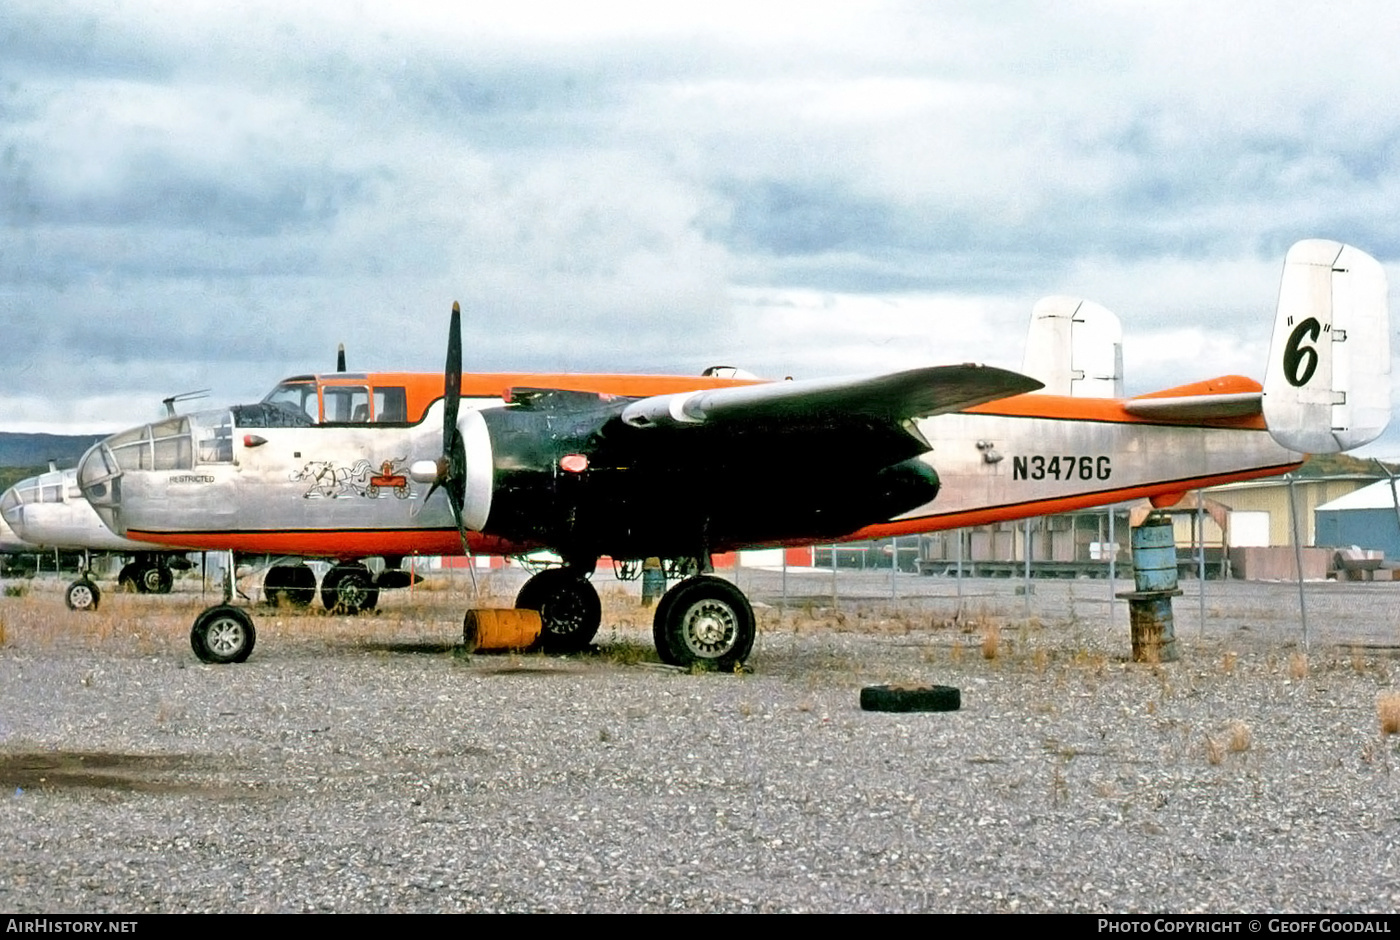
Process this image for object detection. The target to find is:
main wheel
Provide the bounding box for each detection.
[264,564,316,608]
[142,565,174,595]
[321,564,379,614]
[118,563,142,593]
[653,576,755,670]
[190,605,257,664]
[65,579,101,612]
[515,568,601,653]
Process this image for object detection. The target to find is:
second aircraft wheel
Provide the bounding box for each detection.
[515,568,602,653]
[653,575,755,671]
[321,565,380,614]
[264,564,317,608]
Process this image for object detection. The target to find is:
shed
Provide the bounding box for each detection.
[1314,480,1400,561]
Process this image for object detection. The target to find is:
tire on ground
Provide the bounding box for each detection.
[190,605,257,664]
[859,684,961,712]
[65,579,101,612]
[653,575,755,671]
[514,568,601,653]
[264,564,317,608]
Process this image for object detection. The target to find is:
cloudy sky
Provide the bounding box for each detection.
[5,1,1400,453]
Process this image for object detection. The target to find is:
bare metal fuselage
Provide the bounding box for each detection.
[84,392,1299,559]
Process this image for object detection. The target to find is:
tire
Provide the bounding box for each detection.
[653,575,755,671]
[142,565,174,595]
[190,605,257,664]
[118,564,141,593]
[321,564,379,614]
[515,568,601,653]
[264,564,316,608]
[859,684,961,713]
[64,579,101,612]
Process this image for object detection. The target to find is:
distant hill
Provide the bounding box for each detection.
[1296,453,1400,478]
[0,433,105,470]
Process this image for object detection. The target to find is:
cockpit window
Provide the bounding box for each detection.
[263,381,319,422]
[151,417,193,471]
[196,412,235,464]
[374,387,408,422]
[323,386,370,423]
[233,401,315,428]
[98,418,194,474]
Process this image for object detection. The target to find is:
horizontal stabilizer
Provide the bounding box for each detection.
[620,365,1042,430]
[1123,392,1262,421]
[1125,377,1263,421]
[1263,240,1391,453]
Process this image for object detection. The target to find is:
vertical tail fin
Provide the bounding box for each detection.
[1021,297,1124,398]
[1263,240,1391,453]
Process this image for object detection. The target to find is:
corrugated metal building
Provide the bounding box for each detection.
[1314,479,1400,560]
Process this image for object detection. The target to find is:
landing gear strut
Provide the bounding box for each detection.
[515,567,602,653]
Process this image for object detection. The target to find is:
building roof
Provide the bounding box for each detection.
[1315,479,1400,512]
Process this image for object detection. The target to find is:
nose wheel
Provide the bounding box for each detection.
[652,575,755,671]
[64,578,101,612]
[190,605,257,664]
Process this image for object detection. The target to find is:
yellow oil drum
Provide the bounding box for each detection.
[463,609,543,653]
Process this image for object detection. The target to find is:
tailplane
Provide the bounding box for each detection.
[1263,240,1391,453]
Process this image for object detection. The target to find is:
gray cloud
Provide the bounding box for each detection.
[3,0,1400,452]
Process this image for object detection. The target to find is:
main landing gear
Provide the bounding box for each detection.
[651,575,755,671]
[118,560,174,595]
[259,562,379,614]
[514,567,602,653]
[511,565,756,670]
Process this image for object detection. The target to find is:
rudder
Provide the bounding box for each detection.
[1263,240,1391,453]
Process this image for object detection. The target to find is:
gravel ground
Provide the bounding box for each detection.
[1,569,1399,913]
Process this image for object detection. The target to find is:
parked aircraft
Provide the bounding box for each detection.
[0,465,194,610]
[75,240,1390,668]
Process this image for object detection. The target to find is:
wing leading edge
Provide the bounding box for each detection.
[619,364,1043,431]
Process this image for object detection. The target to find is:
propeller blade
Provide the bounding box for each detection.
[442,302,466,525]
[336,343,346,373]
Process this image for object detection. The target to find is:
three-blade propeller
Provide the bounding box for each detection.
[412,302,467,533]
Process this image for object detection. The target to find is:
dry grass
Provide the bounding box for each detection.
[1204,735,1225,765]
[1288,652,1309,681]
[1379,693,1400,736]
[1226,720,1252,753]
[1221,651,1238,675]
[981,621,1001,661]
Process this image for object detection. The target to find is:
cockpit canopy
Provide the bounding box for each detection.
[254,376,410,427]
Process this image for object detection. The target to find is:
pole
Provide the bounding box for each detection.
[1108,507,1119,628]
[955,528,964,616]
[781,549,787,612]
[830,544,838,611]
[890,536,898,600]
[1196,491,1206,637]
[1286,474,1309,648]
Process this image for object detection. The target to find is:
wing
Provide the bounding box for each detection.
[619,364,1042,431]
